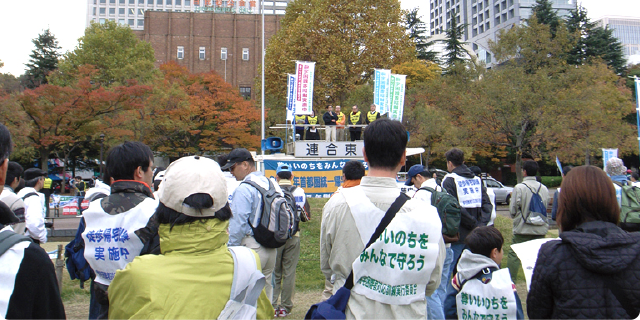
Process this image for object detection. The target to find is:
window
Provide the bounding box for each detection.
[100,18,107,23]
[139,8,145,15]
[109,18,115,21]
[119,19,125,24]
[167,0,172,4]
[93,7,97,15]
[239,87,251,100]
[176,0,181,4]
[157,0,163,4]
[120,0,125,3]
[148,0,153,4]
[119,8,125,14]
[109,8,115,15]
[242,48,249,61]
[177,46,184,59]
[185,0,190,5]
[138,19,144,26]
[129,19,135,25]
[110,0,115,3]
[199,47,205,60]
[100,0,106,3]
[100,7,106,14]
[139,0,144,3]
[129,0,135,3]
[221,47,227,60]
[129,8,135,14]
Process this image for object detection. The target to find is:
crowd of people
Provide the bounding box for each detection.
[1,118,640,319]
[295,104,381,142]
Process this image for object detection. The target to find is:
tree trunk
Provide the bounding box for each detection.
[585,149,591,165]
[39,147,49,172]
[426,145,431,167]
[515,150,523,184]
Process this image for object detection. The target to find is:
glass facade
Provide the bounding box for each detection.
[598,17,640,58]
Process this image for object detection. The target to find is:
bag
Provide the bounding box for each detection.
[64,218,94,285]
[421,187,461,241]
[281,186,301,236]
[523,184,548,226]
[305,193,410,320]
[619,185,640,231]
[243,179,296,248]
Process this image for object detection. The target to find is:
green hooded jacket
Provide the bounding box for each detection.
[108,218,274,319]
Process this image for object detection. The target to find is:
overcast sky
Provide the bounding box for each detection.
[0,0,639,76]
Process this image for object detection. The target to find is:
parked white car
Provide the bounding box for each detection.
[484,177,513,204]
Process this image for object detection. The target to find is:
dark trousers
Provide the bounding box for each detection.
[42,189,51,218]
[349,130,361,141]
[295,128,305,140]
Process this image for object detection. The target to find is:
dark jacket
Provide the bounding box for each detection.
[442,165,492,242]
[527,221,640,319]
[323,111,338,126]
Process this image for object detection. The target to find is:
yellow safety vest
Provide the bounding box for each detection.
[295,115,307,125]
[367,111,380,123]
[307,116,318,125]
[337,112,345,125]
[43,178,52,189]
[350,111,361,125]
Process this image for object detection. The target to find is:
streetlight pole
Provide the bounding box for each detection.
[99,133,105,180]
[261,0,265,156]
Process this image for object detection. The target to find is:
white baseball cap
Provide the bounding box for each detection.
[158,156,228,217]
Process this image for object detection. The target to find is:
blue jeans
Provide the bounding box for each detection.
[444,243,467,319]
[427,246,454,320]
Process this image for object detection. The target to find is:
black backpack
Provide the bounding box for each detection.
[420,187,461,241]
[242,179,296,248]
[281,186,302,236]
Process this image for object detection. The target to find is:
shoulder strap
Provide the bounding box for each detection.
[21,192,38,201]
[459,267,499,291]
[0,231,32,257]
[343,193,410,290]
[241,180,268,194]
[228,246,266,306]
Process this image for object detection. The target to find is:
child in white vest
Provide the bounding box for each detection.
[444,226,524,320]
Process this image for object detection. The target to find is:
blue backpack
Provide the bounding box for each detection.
[64,218,94,285]
[523,184,548,226]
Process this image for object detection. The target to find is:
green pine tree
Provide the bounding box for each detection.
[566,6,626,74]
[443,9,468,72]
[531,0,560,37]
[24,29,60,89]
[405,8,440,63]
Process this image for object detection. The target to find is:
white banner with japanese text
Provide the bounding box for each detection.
[295,61,315,115]
[456,269,518,320]
[602,148,618,172]
[286,73,296,121]
[388,74,406,121]
[374,69,391,115]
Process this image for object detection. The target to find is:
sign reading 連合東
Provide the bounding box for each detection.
[294,141,363,158]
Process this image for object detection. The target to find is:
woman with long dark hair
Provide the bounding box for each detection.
[527,165,640,319]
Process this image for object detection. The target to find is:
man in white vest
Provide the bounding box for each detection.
[441,148,493,317]
[321,118,445,319]
[81,141,159,319]
[17,168,48,244]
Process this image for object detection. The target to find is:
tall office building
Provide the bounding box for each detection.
[596,16,640,65]
[86,0,291,30]
[429,0,575,65]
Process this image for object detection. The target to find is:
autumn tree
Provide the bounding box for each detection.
[128,62,260,157]
[2,66,151,172]
[391,60,441,89]
[24,29,61,89]
[52,21,156,87]
[264,0,414,127]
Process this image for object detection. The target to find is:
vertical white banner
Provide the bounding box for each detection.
[388,74,406,121]
[295,61,315,115]
[286,74,296,122]
[602,148,619,172]
[374,69,391,115]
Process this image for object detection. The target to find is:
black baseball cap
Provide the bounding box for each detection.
[220,148,254,170]
[24,168,47,181]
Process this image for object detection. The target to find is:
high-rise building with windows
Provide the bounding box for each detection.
[429,0,575,65]
[596,16,640,65]
[87,0,292,30]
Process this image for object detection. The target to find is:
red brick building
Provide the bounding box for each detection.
[134,11,283,100]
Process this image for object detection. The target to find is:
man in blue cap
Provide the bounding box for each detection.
[272,163,309,317]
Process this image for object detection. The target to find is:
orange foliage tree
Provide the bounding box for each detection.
[134,62,260,157]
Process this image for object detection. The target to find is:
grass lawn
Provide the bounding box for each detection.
[59,197,547,319]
